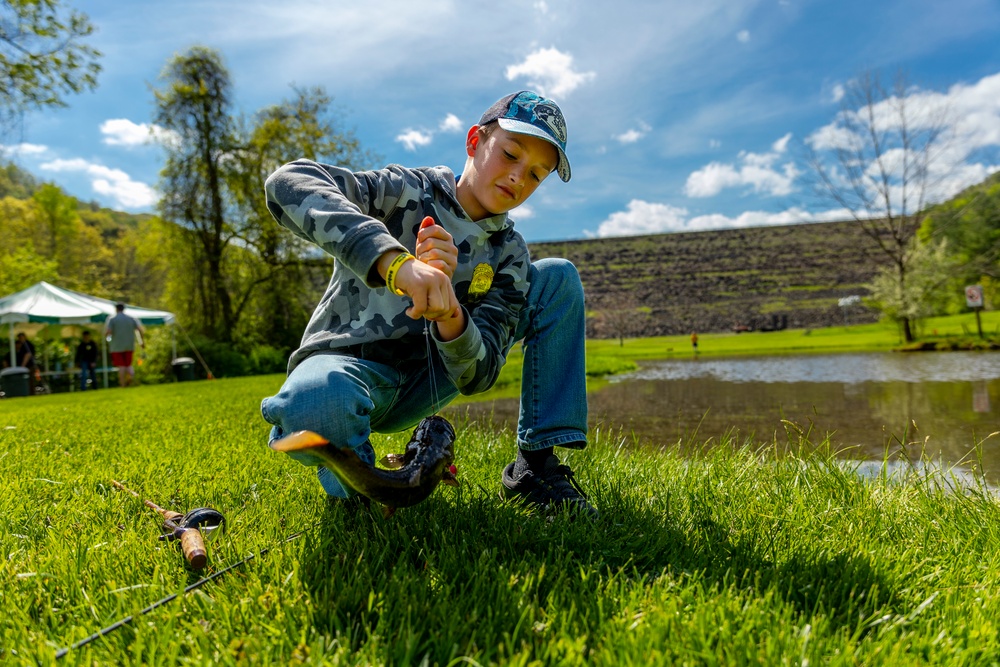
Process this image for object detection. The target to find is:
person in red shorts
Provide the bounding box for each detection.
[103,302,145,388]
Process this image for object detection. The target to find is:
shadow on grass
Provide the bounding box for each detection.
[295,477,895,662]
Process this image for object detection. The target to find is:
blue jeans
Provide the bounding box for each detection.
[80,364,98,390]
[261,257,588,498]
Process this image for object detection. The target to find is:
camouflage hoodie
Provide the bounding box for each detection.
[265,159,530,395]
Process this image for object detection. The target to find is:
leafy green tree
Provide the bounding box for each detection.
[0,0,101,132]
[153,46,237,341]
[867,238,957,332]
[919,173,1000,308]
[153,46,375,347]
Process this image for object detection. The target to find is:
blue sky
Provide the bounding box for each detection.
[4,0,1000,242]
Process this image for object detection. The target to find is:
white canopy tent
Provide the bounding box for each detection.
[0,281,177,388]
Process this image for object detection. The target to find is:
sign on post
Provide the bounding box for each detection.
[965,284,984,339]
[965,285,984,308]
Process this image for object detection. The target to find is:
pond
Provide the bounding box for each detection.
[451,351,1000,481]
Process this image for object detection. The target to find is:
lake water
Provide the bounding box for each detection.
[452,351,1000,481]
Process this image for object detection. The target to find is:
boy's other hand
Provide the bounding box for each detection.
[415,216,458,279]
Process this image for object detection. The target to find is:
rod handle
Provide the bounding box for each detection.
[179,528,207,570]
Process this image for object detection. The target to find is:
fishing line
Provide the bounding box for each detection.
[424,319,440,414]
[52,526,314,661]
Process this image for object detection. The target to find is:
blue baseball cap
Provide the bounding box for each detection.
[479,91,571,182]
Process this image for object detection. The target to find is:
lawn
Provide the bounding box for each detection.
[3,371,1000,665]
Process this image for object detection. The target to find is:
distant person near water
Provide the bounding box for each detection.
[76,330,100,390]
[104,303,145,388]
[691,331,699,352]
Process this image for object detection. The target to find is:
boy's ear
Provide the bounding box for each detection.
[466,126,480,155]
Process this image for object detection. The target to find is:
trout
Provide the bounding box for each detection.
[270,415,458,515]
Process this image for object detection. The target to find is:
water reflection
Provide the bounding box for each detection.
[450,352,1000,480]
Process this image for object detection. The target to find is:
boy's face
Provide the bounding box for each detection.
[457,125,559,221]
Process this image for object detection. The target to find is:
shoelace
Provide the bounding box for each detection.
[536,464,590,502]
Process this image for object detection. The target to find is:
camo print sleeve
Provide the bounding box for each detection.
[264,159,409,284]
[434,233,529,395]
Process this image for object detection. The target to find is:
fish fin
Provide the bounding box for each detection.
[269,430,330,452]
[381,505,396,519]
[379,453,406,469]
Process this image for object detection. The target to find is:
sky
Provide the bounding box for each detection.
[3,0,1000,243]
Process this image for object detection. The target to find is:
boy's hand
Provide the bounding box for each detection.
[389,255,461,321]
[415,216,458,279]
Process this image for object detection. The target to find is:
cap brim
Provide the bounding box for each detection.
[496,118,571,182]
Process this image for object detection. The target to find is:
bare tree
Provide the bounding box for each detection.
[806,70,953,342]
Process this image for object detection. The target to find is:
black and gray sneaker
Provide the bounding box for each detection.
[500,455,598,519]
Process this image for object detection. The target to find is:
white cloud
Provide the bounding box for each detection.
[101,118,177,148]
[805,71,1000,211]
[590,200,690,237]
[39,158,158,209]
[439,113,463,133]
[511,203,534,219]
[709,139,721,149]
[590,200,851,237]
[737,30,750,43]
[614,121,651,144]
[505,47,596,99]
[685,133,798,198]
[396,129,433,151]
[831,83,846,103]
[1,142,48,156]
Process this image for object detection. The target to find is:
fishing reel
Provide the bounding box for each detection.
[158,507,227,569]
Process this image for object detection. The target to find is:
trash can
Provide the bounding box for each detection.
[171,357,196,382]
[0,366,31,398]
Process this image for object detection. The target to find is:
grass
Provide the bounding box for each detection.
[3,375,1000,665]
[584,310,1000,365]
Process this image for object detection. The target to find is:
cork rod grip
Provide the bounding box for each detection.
[179,528,207,570]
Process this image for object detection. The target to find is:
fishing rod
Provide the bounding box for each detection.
[52,528,312,660]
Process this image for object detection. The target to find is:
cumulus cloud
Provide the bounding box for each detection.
[396,129,433,151]
[831,83,846,103]
[1,142,48,156]
[614,121,651,144]
[685,133,798,198]
[39,158,158,209]
[101,118,178,148]
[439,113,463,133]
[505,47,595,98]
[806,71,1000,209]
[510,203,534,219]
[589,199,850,237]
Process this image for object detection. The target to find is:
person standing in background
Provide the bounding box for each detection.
[75,330,99,390]
[104,302,145,388]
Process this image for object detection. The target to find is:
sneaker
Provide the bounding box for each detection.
[500,455,598,519]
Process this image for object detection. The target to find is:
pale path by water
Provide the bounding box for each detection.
[452,351,1000,481]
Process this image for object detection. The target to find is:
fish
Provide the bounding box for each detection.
[269,415,458,516]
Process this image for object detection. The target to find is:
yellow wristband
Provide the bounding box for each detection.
[385,252,415,296]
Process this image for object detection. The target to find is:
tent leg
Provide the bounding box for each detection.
[8,324,13,368]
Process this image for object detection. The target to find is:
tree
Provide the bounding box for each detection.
[919,173,1000,309]
[867,238,957,335]
[153,46,375,345]
[805,70,952,342]
[0,0,101,132]
[153,46,237,340]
